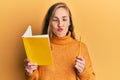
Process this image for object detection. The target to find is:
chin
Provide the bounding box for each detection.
[57,34,66,37]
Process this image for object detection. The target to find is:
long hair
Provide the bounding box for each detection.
[42,2,76,39]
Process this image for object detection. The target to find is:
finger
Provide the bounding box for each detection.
[76,59,85,65]
[26,68,33,74]
[75,64,82,73]
[31,66,38,71]
[76,56,84,61]
[25,63,37,69]
[76,62,85,70]
[24,58,30,63]
[75,64,84,73]
[30,65,38,69]
[25,66,32,73]
[24,60,29,67]
[26,65,38,70]
[25,65,38,73]
[28,62,38,66]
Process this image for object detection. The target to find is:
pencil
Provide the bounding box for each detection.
[78,36,81,56]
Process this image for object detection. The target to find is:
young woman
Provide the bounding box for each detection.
[24,2,95,80]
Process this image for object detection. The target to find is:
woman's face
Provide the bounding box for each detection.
[50,7,70,37]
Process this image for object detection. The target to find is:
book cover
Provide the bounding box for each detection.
[22,25,53,65]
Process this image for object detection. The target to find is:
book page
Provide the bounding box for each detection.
[22,25,32,37]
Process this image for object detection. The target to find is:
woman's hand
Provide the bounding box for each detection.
[75,56,85,73]
[24,59,38,74]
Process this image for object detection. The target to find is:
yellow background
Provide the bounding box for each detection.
[0,0,120,80]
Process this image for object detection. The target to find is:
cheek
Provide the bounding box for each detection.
[64,22,70,30]
[50,25,57,33]
[51,22,58,28]
[65,20,70,27]
[64,26,69,32]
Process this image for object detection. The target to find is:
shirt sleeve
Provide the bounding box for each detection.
[77,43,95,80]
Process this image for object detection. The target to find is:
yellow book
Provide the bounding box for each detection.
[22,25,53,65]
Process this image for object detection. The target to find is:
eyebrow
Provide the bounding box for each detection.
[53,16,67,18]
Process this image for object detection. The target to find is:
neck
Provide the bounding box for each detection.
[50,32,74,45]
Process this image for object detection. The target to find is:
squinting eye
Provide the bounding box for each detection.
[52,18,58,21]
[63,19,67,21]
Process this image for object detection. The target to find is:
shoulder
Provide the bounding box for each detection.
[73,39,88,47]
[74,39,89,52]
[72,39,88,50]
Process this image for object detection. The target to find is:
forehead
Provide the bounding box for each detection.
[53,7,69,17]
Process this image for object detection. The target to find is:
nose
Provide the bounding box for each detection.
[58,20,63,27]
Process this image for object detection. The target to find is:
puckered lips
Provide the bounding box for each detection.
[57,28,63,32]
